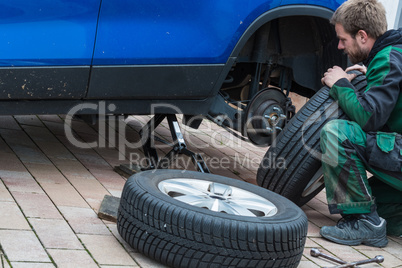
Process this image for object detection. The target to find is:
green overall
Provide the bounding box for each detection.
[320,29,402,236]
[320,120,402,235]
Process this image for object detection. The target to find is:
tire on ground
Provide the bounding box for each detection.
[256,72,367,206]
[117,170,308,268]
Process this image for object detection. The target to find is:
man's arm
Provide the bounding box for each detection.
[327,48,402,132]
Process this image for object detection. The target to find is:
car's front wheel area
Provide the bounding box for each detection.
[208,15,346,147]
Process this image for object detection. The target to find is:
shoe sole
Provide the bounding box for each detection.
[322,234,388,247]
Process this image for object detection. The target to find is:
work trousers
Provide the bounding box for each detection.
[320,119,402,235]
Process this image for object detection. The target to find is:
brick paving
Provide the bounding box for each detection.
[0,113,401,268]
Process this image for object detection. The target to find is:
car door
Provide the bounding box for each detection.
[0,0,101,100]
[87,0,282,100]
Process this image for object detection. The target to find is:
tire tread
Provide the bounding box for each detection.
[257,73,367,205]
[117,171,308,268]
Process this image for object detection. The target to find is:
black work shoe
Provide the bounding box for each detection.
[320,215,388,247]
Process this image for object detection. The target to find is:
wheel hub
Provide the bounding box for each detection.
[260,104,287,134]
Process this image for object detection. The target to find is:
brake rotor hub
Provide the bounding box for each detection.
[244,88,288,146]
[262,104,287,133]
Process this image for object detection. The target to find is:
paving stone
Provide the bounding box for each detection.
[304,209,336,228]
[1,175,44,194]
[64,176,110,210]
[389,235,402,246]
[23,163,68,185]
[22,125,59,143]
[0,230,50,262]
[0,153,27,172]
[87,169,126,194]
[73,152,112,170]
[54,160,91,176]
[58,206,110,235]
[29,218,84,250]
[0,116,21,130]
[0,129,30,148]
[99,265,138,268]
[35,142,76,161]
[7,141,51,165]
[10,262,55,268]
[128,252,166,268]
[0,202,30,230]
[104,223,135,254]
[304,237,321,248]
[38,115,64,123]
[47,249,98,268]
[384,238,402,258]
[69,120,99,136]
[297,260,321,267]
[0,170,32,181]
[14,115,44,127]
[41,120,66,136]
[93,148,126,168]
[0,259,11,268]
[0,180,13,202]
[78,234,136,266]
[39,182,88,208]
[309,237,340,248]
[11,192,63,219]
[352,249,397,268]
[314,190,328,204]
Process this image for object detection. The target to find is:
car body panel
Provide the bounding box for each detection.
[0,0,100,100]
[88,0,283,99]
[86,65,224,99]
[0,0,100,66]
[0,67,90,100]
[92,0,282,65]
[279,0,344,11]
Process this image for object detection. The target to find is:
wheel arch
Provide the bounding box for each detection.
[224,5,347,96]
[230,5,336,57]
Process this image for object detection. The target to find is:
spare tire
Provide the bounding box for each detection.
[117,170,307,268]
[257,72,367,206]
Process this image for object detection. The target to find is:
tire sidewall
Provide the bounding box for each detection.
[129,170,305,225]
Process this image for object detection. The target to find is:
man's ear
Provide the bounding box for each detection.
[357,30,369,44]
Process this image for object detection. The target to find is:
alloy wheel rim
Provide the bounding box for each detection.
[158,178,278,217]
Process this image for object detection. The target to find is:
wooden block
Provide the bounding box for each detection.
[98,195,121,223]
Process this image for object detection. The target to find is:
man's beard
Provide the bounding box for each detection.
[346,43,370,64]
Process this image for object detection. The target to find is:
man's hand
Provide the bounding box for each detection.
[321,66,357,88]
[345,64,367,75]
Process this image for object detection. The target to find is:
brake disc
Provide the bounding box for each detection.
[243,87,287,146]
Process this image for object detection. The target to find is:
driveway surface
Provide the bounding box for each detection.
[0,111,401,267]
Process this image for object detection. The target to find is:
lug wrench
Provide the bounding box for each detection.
[325,255,384,268]
[310,248,347,265]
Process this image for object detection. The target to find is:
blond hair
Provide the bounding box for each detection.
[331,0,387,39]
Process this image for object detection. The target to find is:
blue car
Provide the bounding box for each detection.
[0,0,344,115]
